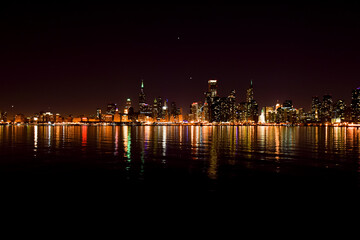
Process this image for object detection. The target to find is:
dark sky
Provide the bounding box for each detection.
[1,2,360,116]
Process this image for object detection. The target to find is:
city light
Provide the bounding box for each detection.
[0,80,359,127]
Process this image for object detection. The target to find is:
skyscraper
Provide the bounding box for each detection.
[311,96,321,122]
[246,80,254,103]
[321,94,333,122]
[351,87,360,122]
[228,90,236,122]
[208,80,218,98]
[139,79,146,113]
[334,99,346,121]
[153,97,163,120]
[246,80,258,122]
[124,98,132,114]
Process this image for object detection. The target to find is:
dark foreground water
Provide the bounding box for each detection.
[0,125,359,203]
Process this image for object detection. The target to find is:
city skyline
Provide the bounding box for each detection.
[1,3,360,115]
[0,77,358,116]
[2,78,360,126]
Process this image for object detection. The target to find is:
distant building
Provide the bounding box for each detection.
[228,90,236,122]
[246,80,254,103]
[107,103,117,115]
[139,80,146,113]
[96,108,102,119]
[334,99,346,122]
[351,87,360,122]
[311,96,321,122]
[124,98,132,114]
[114,108,121,122]
[153,97,163,120]
[245,80,258,122]
[14,114,26,123]
[190,102,202,122]
[283,100,293,109]
[208,79,218,98]
[264,106,275,123]
[236,102,247,122]
[102,114,113,122]
[320,95,333,123]
[0,111,7,122]
[170,102,180,118]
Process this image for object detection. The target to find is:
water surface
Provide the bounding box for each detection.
[0,125,359,196]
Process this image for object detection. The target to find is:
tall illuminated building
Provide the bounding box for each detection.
[170,102,179,118]
[162,99,169,121]
[124,98,132,114]
[190,102,202,122]
[208,79,218,98]
[321,94,333,122]
[246,80,254,103]
[334,99,346,121]
[139,79,146,113]
[228,90,236,122]
[246,80,258,122]
[153,97,163,120]
[351,87,360,122]
[311,96,321,122]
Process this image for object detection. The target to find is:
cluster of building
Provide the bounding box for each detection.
[189,80,360,125]
[258,88,360,125]
[2,80,360,126]
[189,80,258,123]
[0,80,185,125]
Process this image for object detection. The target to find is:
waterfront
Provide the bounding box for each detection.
[0,125,359,198]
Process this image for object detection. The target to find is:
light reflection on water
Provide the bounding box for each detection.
[0,125,359,184]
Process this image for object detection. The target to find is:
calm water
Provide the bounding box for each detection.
[0,125,359,195]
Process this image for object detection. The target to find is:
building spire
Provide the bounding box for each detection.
[141,79,144,89]
[250,79,253,88]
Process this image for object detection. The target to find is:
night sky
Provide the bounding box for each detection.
[1,2,360,116]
